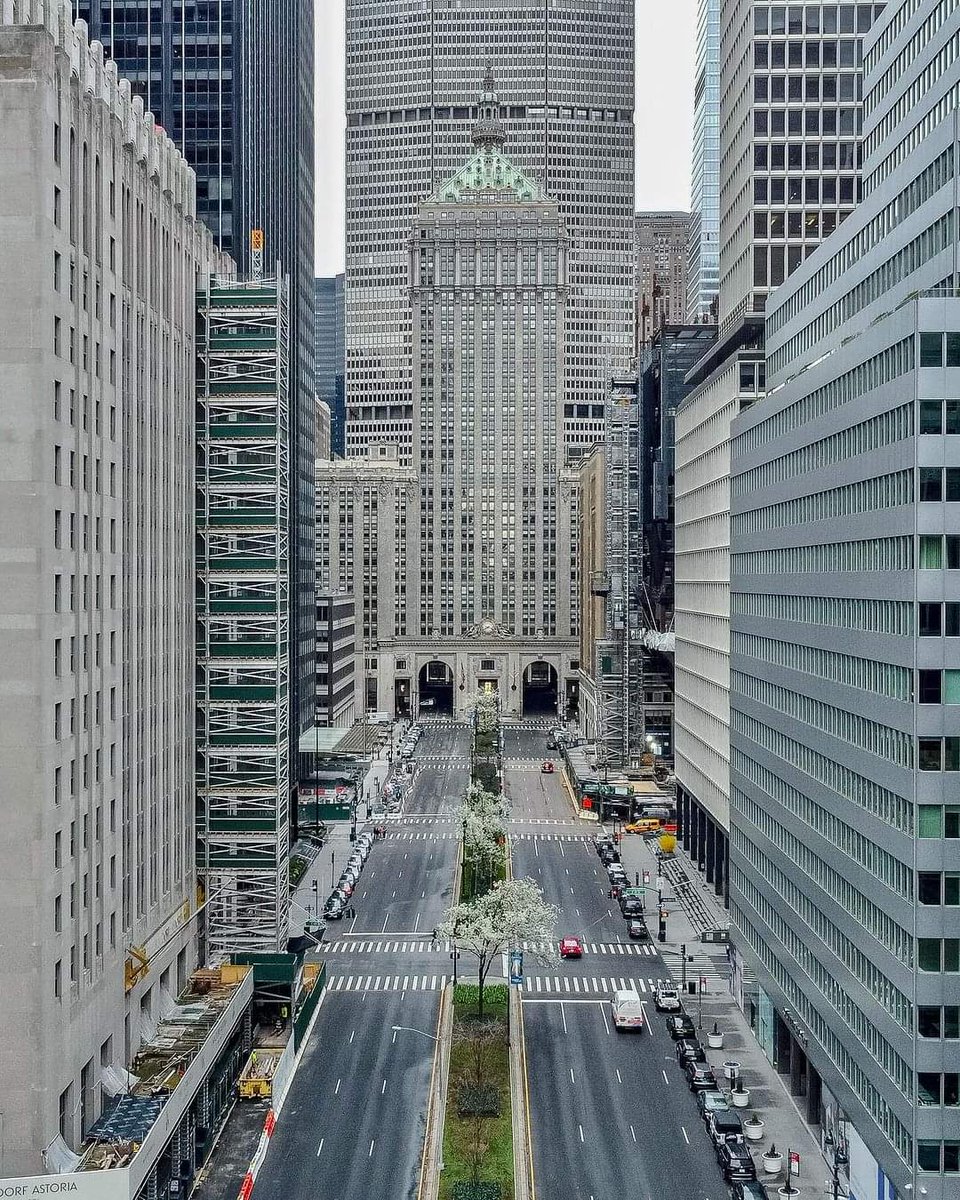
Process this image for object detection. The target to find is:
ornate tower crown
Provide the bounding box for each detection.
[472,63,507,151]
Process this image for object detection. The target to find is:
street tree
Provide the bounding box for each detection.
[468,688,499,735]
[458,799,505,897]
[437,878,558,1018]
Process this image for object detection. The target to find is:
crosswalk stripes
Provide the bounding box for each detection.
[324,973,673,995]
[322,939,658,957]
[511,832,591,842]
[387,830,458,841]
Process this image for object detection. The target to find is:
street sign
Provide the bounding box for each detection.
[509,948,523,985]
[789,1150,801,1176]
[621,887,645,897]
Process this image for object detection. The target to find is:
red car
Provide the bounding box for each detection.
[559,936,583,959]
[541,760,555,774]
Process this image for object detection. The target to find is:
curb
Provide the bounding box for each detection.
[509,986,535,1200]
[417,983,453,1200]
[236,1107,276,1200]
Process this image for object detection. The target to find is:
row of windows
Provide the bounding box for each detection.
[732,888,914,1165]
[919,330,960,367]
[731,469,912,536]
[739,340,912,454]
[732,536,913,576]
[731,591,913,636]
[732,709,913,832]
[732,857,914,1082]
[732,746,912,898]
[919,535,960,570]
[732,631,911,700]
[770,146,954,335]
[918,738,960,771]
[863,27,960,161]
[733,670,913,766]
[734,792,914,964]
[732,405,911,496]
[771,212,955,374]
[754,4,881,35]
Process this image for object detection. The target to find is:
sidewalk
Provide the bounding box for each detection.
[610,825,824,1198]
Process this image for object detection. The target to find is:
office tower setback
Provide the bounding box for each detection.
[687,0,720,322]
[315,274,345,457]
[635,212,690,350]
[80,0,317,752]
[195,278,290,955]
[345,0,634,466]
[0,4,226,1172]
[728,0,960,1193]
[377,76,578,721]
[315,593,358,728]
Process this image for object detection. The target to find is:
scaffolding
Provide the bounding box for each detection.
[597,374,641,772]
[196,276,291,954]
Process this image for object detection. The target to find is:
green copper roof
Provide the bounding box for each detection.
[435,146,544,203]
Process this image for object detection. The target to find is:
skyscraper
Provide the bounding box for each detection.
[686,0,720,322]
[674,0,883,898]
[728,0,960,1191]
[79,0,317,750]
[315,274,345,457]
[375,74,578,720]
[635,212,690,350]
[0,4,226,1169]
[344,0,634,466]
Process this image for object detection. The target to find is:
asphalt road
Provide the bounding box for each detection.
[504,749,728,1200]
[253,723,471,1200]
[252,990,438,1200]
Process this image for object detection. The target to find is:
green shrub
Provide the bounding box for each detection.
[452,1185,502,1200]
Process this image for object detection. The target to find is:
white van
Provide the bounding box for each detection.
[611,988,644,1031]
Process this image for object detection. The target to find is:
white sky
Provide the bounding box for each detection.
[313,1,697,276]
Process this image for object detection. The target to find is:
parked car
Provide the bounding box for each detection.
[324,895,346,919]
[728,1181,769,1200]
[626,918,649,940]
[600,847,621,866]
[665,1013,696,1040]
[338,878,354,898]
[696,1089,730,1121]
[594,837,614,857]
[685,1061,719,1091]
[559,936,584,959]
[541,760,555,774]
[619,897,643,919]
[717,1136,757,1183]
[675,1038,706,1066]
[654,985,682,1012]
[708,1109,744,1147]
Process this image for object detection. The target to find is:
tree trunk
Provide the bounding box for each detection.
[477,954,488,1019]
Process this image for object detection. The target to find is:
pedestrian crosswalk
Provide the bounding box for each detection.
[322,939,658,957]
[401,815,457,825]
[324,972,673,996]
[386,830,458,841]
[510,832,591,843]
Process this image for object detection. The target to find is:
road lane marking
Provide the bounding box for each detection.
[662,1069,669,1083]
[630,1125,637,1143]
[381,915,389,932]
[369,1139,376,1157]
[682,1126,690,1144]
[616,1069,622,1083]
[382,1079,387,1094]
[414,913,421,932]
[335,1078,341,1094]
[570,1068,576,1084]
[350,1029,356,1043]
[578,1124,584,1143]
[601,1007,611,1036]
[561,1003,568,1034]
[317,1138,324,1155]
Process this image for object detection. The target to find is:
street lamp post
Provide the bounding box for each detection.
[330,850,335,890]
[824,1135,849,1200]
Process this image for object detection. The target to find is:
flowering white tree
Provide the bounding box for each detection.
[468,688,500,735]
[437,878,558,1017]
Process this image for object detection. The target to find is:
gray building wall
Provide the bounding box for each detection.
[729,0,960,1192]
[687,0,720,322]
[0,6,224,1172]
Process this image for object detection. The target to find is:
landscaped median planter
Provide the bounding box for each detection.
[441,983,513,1200]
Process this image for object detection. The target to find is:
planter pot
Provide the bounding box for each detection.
[744,1118,765,1142]
[708,1032,724,1049]
[723,1060,742,1081]
[763,1153,783,1174]
[731,1088,750,1108]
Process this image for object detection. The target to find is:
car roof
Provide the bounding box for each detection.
[561,936,581,943]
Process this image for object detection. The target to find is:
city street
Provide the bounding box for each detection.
[503,738,727,1200]
[252,723,470,1200]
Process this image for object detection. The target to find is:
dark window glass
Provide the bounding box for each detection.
[754,7,769,31]
[945,1142,960,1172]
[919,1007,943,1038]
[755,42,769,67]
[771,178,785,203]
[948,1073,960,1104]
[788,211,803,237]
[946,603,960,636]
[822,40,837,66]
[920,467,944,501]
[839,3,856,31]
[948,536,960,569]
[823,5,838,32]
[788,74,803,100]
[771,143,786,169]
[771,75,786,101]
[947,401,960,433]
[946,875,960,905]
[920,670,943,704]
[946,1007,960,1038]
[944,333,960,367]
[788,6,803,33]
[920,603,943,636]
[755,76,769,101]
[920,400,943,433]
[788,41,803,66]
[805,42,820,66]
[946,939,960,971]
[771,5,786,33]
[921,332,944,366]
[771,41,786,67]
[918,1141,941,1171]
[919,1072,941,1104]
[919,940,942,971]
[838,38,856,65]
[919,873,942,904]
[772,109,786,135]
[947,469,960,501]
[919,738,943,770]
[948,801,960,830]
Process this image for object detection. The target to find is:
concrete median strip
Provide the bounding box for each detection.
[417,983,453,1200]
[510,986,536,1200]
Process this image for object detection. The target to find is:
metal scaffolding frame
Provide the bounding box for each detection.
[597,374,641,772]
[196,276,291,955]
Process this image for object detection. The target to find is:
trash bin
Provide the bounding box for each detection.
[687,981,697,995]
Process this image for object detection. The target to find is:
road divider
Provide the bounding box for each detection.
[511,983,536,1200]
[417,983,452,1200]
